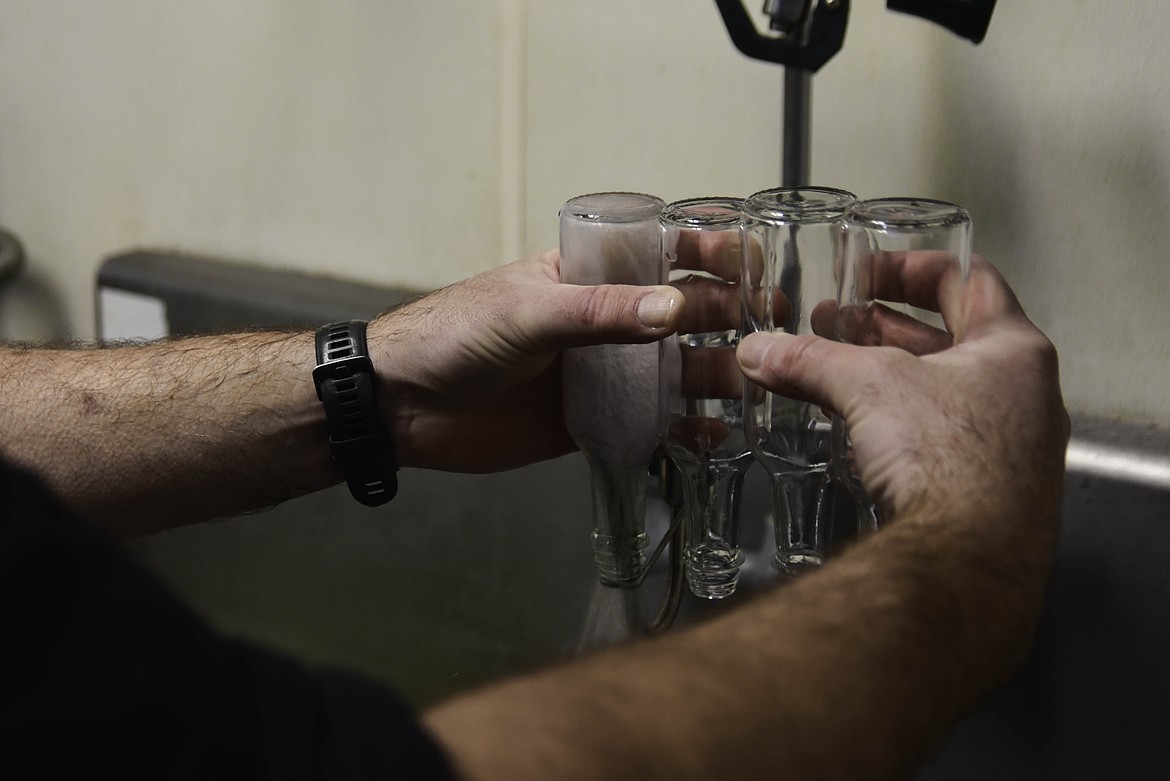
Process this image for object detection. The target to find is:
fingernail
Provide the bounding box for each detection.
[737,332,775,371]
[636,287,682,328]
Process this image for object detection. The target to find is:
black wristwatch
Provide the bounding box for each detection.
[313,320,398,506]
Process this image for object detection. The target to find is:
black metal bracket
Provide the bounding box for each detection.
[715,0,850,73]
[715,0,996,73]
[887,0,998,45]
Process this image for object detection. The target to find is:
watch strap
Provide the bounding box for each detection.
[313,321,398,506]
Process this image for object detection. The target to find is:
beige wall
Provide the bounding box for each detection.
[0,0,520,339]
[2,1,1169,426]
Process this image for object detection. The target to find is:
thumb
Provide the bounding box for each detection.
[737,331,880,416]
[530,283,686,349]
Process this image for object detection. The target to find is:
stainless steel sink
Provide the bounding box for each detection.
[917,416,1170,779]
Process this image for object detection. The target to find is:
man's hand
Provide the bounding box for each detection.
[736,251,1070,522]
[368,250,685,472]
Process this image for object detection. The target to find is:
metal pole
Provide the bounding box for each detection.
[782,67,811,187]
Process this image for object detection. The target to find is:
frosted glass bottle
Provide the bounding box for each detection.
[560,192,666,587]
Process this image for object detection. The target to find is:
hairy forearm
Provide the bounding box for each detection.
[0,332,336,535]
[424,479,1063,781]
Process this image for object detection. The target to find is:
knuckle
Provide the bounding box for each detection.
[567,285,621,327]
[1008,328,1063,380]
[1033,335,1061,371]
[761,336,825,397]
[855,378,887,404]
[769,335,816,376]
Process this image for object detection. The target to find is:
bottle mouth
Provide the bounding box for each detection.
[592,529,649,588]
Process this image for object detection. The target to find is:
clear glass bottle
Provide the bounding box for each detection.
[659,197,754,599]
[560,192,666,587]
[836,197,973,529]
[741,186,857,575]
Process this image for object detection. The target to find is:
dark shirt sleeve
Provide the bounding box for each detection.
[0,461,454,781]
